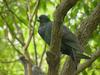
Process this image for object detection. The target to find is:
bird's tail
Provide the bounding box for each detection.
[77,53,91,59]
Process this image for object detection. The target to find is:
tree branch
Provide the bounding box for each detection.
[22,1,40,75]
[61,3,100,75]
[39,44,46,68]
[76,4,100,73]
[24,0,40,51]
[77,3,100,46]
[76,48,100,74]
[46,0,78,75]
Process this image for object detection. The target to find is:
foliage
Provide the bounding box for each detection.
[0,0,99,75]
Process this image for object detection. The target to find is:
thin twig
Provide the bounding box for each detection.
[33,14,38,65]
[14,17,25,43]
[0,15,25,46]
[30,0,41,23]
[47,0,78,75]
[0,14,23,55]
[76,48,100,74]
[7,38,23,55]
[26,0,32,30]
[31,0,41,66]
[3,0,26,25]
[24,0,40,51]
[39,44,46,68]
[20,0,41,67]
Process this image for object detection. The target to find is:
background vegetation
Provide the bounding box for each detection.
[0,0,100,75]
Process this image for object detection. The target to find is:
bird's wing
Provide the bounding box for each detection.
[62,26,81,51]
[44,22,52,44]
[38,22,52,45]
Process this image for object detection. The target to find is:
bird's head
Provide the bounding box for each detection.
[37,15,51,23]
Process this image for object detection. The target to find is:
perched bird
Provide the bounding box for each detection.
[38,15,90,61]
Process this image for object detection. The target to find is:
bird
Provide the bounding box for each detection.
[38,15,90,61]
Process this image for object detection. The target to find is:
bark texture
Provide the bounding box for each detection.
[77,3,100,46]
[46,0,78,75]
[76,48,100,74]
[61,4,100,75]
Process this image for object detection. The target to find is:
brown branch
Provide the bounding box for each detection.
[61,3,100,75]
[24,0,40,51]
[76,4,100,73]
[61,57,78,75]
[26,0,31,27]
[22,1,40,75]
[76,48,100,74]
[77,3,100,46]
[30,0,41,23]
[27,1,41,64]
[33,14,38,65]
[46,0,78,75]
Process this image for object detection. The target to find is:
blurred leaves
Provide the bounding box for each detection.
[0,0,100,75]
